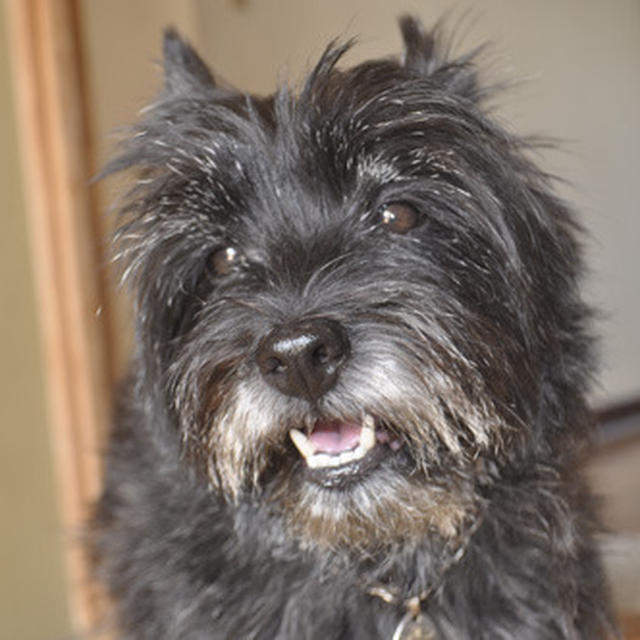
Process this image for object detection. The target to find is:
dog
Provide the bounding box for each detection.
[92,17,616,639]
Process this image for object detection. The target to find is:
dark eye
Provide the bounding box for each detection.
[210,246,242,276]
[378,202,419,234]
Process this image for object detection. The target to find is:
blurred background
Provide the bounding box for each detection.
[1,1,638,638]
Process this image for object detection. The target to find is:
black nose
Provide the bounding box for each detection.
[256,318,350,400]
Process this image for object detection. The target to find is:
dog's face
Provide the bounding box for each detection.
[111,19,588,552]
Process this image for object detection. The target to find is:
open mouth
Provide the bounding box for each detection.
[288,414,402,481]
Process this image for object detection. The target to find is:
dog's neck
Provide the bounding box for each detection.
[365,504,485,640]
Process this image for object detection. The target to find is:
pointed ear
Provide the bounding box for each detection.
[162,28,215,95]
[399,15,482,102]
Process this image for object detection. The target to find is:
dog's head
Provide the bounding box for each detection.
[109,18,591,551]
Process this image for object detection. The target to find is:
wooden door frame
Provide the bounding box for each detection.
[4,0,114,633]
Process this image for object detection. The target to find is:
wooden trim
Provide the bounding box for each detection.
[596,396,640,447]
[597,397,640,427]
[5,0,113,633]
[620,614,640,640]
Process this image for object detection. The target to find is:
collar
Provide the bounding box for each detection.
[366,505,484,640]
[368,585,437,640]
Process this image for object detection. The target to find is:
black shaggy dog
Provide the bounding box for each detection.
[93,17,616,639]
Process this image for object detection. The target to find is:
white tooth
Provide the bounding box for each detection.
[360,415,376,452]
[340,451,354,465]
[307,453,330,469]
[289,429,315,460]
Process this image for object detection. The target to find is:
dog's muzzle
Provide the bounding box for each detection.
[255,318,402,485]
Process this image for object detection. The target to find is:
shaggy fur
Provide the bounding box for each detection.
[93,17,615,639]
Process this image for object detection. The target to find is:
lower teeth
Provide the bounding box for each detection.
[306,444,369,469]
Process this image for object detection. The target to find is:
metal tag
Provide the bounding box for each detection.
[393,611,438,640]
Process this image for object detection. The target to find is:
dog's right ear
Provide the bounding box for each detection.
[399,16,482,103]
[162,28,216,95]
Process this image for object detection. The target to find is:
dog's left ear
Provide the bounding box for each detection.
[162,28,216,95]
[399,15,481,102]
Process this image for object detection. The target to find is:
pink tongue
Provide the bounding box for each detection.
[309,420,362,454]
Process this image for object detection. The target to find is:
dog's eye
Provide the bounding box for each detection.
[378,202,419,234]
[210,246,242,276]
